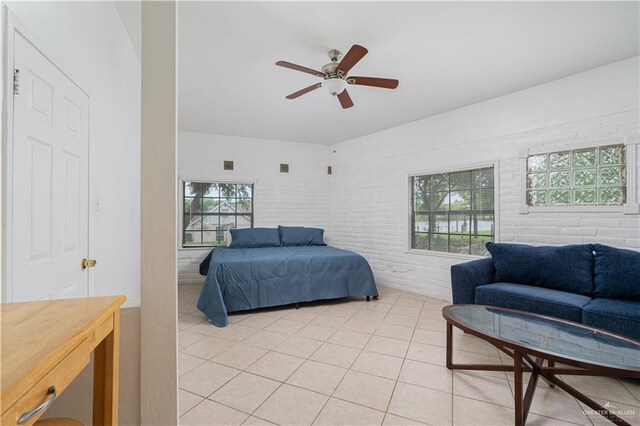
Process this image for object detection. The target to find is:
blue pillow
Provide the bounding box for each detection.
[279,226,325,246]
[486,243,594,295]
[593,244,640,300]
[229,228,280,248]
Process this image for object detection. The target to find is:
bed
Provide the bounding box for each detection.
[196,230,378,327]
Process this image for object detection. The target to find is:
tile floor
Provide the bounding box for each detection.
[178,284,640,426]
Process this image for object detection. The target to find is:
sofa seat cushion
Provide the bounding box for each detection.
[582,298,640,341]
[593,244,640,300]
[474,283,592,322]
[485,243,594,296]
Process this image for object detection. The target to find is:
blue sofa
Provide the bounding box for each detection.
[451,243,640,341]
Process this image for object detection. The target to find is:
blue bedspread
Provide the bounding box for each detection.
[197,246,378,327]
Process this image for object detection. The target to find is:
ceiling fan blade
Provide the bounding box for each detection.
[347,76,399,89]
[337,44,368,74]
[337,89,354,109]
[286,83,322,99]
[276,61,324,77]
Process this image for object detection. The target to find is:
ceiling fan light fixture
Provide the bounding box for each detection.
[323,78,347,95]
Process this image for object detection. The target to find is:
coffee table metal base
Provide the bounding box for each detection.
[446,322,634,426]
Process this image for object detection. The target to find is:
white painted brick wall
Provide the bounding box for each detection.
[178,131,331,284]
[328,58,639,301]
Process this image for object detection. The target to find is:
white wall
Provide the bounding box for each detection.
[178,131,331,284]
[6,1,142,306]
[4,2,142,423]
[329,57,640,301]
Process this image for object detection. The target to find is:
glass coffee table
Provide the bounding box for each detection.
[442,305,640,426]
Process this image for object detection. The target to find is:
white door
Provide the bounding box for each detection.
[9,32,90,302]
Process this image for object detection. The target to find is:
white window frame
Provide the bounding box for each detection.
[178,176,257,250]
[406,160,500,260]
[518,135,639,215]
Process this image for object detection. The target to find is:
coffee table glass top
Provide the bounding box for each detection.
[444,305,640,371]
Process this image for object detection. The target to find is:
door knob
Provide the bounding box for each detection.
[81,258,97,270]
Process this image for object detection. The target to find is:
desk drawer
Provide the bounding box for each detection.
[2,339,90,426]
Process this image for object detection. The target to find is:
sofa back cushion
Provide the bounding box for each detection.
[279,226,326,246]
[486,243,594,295]
[593,244,640,300]
[229,228,281,248]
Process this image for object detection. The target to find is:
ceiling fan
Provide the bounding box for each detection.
[275,44,399,109]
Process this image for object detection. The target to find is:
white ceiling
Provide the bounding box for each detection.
[178,1,639,145]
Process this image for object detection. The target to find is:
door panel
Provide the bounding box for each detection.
[11,32,90,302]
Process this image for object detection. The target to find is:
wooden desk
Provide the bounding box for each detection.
[1,296,126,425]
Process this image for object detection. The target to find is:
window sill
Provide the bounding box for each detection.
[405,249,486,261]
[519,203,639,215]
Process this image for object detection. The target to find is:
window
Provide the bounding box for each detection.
[182,181,253,247]
[526,145,626,206]
[411,166,495,255]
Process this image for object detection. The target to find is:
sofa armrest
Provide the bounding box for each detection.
[451,258,495,304]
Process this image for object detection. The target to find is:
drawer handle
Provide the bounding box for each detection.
[17,386,56,424]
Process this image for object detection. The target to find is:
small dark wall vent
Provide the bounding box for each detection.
[224,160,234,170]
[280,163,289,173]
[327,166,332,175]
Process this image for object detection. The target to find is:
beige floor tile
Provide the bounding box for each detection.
[528,384,597,425]
[394,298,424,309]
[286,360,347,395]
[179,352,207,376]
[296,323,336,341]
[620,379,640,404]
[211,343,268,370]
[310,314,348,330]
[228,312,255,324]
[375,324,415,341]
[419,309,443,320]
[179,330,207,350]
[179,389,203,417]
[584,397,640,425]
[273,335,323,358]
[561,375,640,406]
[415,318,446,332]
[412,328,446,347]
[452,395,514,425]
[364,336,410,358]
[254,384,328,425]
[351,310,387,323]
[382,413,426,425]
[182,336,236,360]
[246,351,305,381]
[382,314,418,328]
[265,318,307,335]
[453,371,513,407]
[178,302,198,315]
[242,329,289,349]
[388,382,452,425]
[452,333,501,356]
[208,323,260,342]
[310,343,361,368]
[323,304,361,318]
[284,309,319,323]
[398,359,452,393]
[179,313,207,330]
[406,342,446,366]
[388,305,421,318]
[242,416,276,425]
[327,330,372,349]
[179,361,240,397]
[314,398,385,425]
[238,314,278,329]
[342,318,380,334]
[333,370,395,410]
[180,399,248,425]
[210,372,281,413]
[361,302,392,314]
[351,350,403,380]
